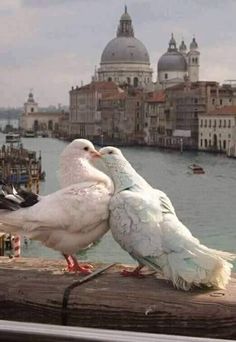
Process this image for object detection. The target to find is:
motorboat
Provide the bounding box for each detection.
[188,164,205,174]
[5,132,21,144]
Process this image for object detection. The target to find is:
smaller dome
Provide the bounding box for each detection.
[28,92,35,103]
[190,37,198,50]
[158,51,187,72]
[179,40,187,52]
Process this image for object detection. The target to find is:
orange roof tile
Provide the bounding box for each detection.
[146,91,165,103]
[208,106,236,116]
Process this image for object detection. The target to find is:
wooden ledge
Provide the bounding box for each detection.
[0,257,235,339]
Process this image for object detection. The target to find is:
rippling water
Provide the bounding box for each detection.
[1,133,235,268]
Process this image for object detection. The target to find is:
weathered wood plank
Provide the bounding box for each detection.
[0,257,236,339]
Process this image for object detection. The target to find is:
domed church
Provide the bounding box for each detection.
[157,33,200,88]
[97,6,153,88]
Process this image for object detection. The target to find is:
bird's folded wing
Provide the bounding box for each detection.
[110,190,163,257]
[0,182,111,235]
[154,189,176,215]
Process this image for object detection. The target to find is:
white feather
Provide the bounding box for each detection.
[100,146,235,291]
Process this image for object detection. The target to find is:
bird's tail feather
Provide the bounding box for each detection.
[141,245,235,291]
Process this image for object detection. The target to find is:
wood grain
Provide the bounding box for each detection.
[0,257,235,339]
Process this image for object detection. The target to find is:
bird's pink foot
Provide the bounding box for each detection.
[79,263,94,270]
[67,263,92,275]
[121,265,144,278]
[63,254,93,275]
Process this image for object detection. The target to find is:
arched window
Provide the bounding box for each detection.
[133,77,138,87]
[48,120,53,130]
[33,120,39,131]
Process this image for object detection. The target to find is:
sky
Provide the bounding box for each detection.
[0,0,236,107]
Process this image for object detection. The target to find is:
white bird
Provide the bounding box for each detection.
[0,139,113,275]
[99,146,235,290]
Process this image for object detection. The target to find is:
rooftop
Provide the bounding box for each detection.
[207,106,236,116]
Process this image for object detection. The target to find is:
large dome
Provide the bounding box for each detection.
[101,37,150,65]
[158,51,187,72]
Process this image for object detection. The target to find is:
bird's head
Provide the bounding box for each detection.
[99,146,124,165]
[61,139,101,160]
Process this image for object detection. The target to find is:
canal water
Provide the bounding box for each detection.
[0,132,235,268]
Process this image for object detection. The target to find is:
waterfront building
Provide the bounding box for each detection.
[97,6,153,88]
[143,91,166,145]
[159,81,236,150]
[20,92,63,134]
[99,87,145,145]
[69,81,122,141]
[157,34,200,88]
[198,106,236,155]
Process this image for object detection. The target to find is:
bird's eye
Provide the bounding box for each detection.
[84,147,89,151]
[108,151,113,154]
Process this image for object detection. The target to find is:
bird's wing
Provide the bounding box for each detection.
[0,181,111,236]
[110,190,163,257]
[154,189,176,216]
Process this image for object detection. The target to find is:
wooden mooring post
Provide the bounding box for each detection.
[0,257,235,340]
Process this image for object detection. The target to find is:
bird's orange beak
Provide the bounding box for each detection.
[90,150,101,158]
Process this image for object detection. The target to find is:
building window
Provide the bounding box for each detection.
[223,140,226,149]
[200,119,203,127]
[228,134,231,138]
[194,98,198,104]
[219,119,222,127]
[212,98,215,104]
[134,77,138,87]
[108,77,112,82]
[48,120,53,130]
[204,119,207,127]
[220,99,223,105]
[209,120,211,127]
[200,139,203,147]
[228,120,231,128]
[209,133,211,137]
[204,139,208,148]
[164,73,168,79]
[224,120,226,127]
[213,119,216,127]
[31,108,34,112]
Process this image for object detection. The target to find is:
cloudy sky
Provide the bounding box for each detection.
[0,0,236,107]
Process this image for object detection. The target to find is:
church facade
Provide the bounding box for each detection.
[96,6,200,89]
[157,34,200,88]
[97,6,153,88]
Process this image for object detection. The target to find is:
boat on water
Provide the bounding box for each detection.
[24,130,37,138]
[188,164,205,174]
[5,132,21,144]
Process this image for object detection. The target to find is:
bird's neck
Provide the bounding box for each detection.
[60,156,113,191]
[108,159,149,194]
